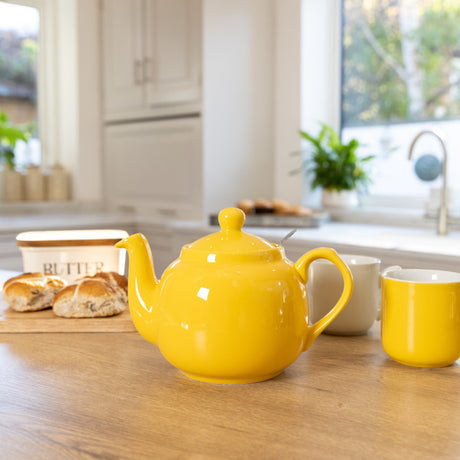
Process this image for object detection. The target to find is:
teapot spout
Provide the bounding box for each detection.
[116,233,160,345]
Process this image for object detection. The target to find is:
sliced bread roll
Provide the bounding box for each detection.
[87,271,128,293]
[3,272,67,312]
[53,272,128,318]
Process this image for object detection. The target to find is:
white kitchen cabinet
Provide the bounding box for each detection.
[104,117,202,218]
[102,0,144,118]
[102,0,202,122]
[136,224,177,277]
[102,1,276,220]
[0,235,24,271]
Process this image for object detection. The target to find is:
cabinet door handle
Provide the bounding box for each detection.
[143,57,152,83]
[134,59,143,85]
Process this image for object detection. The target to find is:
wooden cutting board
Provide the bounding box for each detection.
[0,298,137,333]
[0,270,136,333]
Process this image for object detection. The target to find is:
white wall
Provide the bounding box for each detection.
[74,0,103,202]
[202,0,275,215]
[273,0,303,205]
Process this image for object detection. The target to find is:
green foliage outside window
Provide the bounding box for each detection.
[0,30,38,92]
[342,0,460,126]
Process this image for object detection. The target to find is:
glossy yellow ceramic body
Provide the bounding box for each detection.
[116,207,353,383]
[381,270,460,367]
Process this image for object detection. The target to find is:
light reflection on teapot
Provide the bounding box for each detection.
[116,207,353,384]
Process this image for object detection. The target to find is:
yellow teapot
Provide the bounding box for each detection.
[116,207,353,384]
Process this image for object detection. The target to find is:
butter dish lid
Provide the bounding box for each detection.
[182,208,282,261]
[16,229,129,247]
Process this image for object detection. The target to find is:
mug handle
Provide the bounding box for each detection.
[294,247,353,352]
[376,265,402,321]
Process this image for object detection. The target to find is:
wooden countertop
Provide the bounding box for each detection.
[1,325,460,459]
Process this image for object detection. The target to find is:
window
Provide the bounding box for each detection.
[341,0,460,211]
[0,1,103,204]
[0,0,40,167]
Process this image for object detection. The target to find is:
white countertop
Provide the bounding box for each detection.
[2,210,458,255]
[0,209,458,270]
[161,218,460,272]
[251,222,460,257]
[0,212,135,234]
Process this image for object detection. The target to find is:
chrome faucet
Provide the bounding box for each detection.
[408,129,448,235]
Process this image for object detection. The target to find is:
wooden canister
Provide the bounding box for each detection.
[24,165,45,201]
[47,163,70,201]
[3,168,24,202]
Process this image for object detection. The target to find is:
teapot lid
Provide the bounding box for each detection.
[182,207,282,262]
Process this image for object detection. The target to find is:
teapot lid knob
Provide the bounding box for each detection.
[218,207,245,232]
[187,206,277,256]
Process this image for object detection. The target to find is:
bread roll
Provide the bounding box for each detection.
[271,199,293,215]
[236,199,254,215]
[3,272,67,312]
[53,272,128,318]
[84,271,128,293]
[253,198,274,214]
[292,205,314,217]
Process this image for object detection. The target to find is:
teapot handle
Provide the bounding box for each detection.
[294,248,353,352]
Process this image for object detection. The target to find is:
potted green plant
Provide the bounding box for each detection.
[0,111,31,167]
[295,123,374,208]
[0,111,31,201]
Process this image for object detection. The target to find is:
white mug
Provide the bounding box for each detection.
[308,254,381,335]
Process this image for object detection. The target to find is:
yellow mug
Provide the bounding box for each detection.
[381,268,460,367]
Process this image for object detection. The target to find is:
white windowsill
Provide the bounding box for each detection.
[326,205,460,230]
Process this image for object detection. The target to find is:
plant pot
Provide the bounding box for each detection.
[321,189,359,208]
